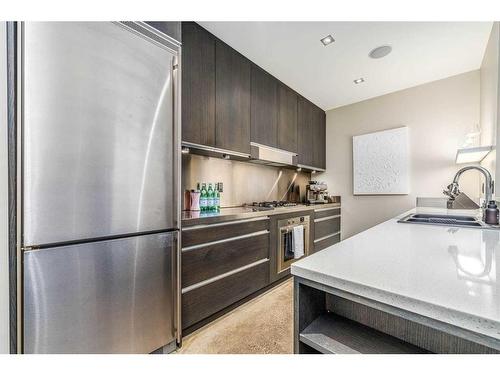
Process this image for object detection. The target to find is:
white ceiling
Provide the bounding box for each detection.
[199,22,493,110]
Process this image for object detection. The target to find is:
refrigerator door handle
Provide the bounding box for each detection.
[172,52,182,346]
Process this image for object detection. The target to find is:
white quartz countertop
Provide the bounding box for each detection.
[291,207,500,341]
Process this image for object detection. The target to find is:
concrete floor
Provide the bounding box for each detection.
[177,278,293,354]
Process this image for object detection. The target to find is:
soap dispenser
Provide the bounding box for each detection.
[485,200,499,225]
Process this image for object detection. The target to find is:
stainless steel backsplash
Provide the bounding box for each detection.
[182,154,311,208]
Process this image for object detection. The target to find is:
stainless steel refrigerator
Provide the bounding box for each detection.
[19,22,181,353]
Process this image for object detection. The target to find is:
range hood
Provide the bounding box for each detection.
[249,142,298,169]
[181,141,300,170]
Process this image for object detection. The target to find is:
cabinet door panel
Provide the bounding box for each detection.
[313,106,326,169]
[181,22,216,146]
[182,217,269,248]
[297,97,314,166]
[182,232,269,288]
[277,84,298,153]
[315,216,341,239]
[251,66,278,147]
[215,40,251,154]
[182,261,269,329]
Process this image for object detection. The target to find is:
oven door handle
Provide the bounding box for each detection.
[281,223,308,232]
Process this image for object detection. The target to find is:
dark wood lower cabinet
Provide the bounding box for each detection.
[314,217,340,240]
[182,232,269,288]
[313,233,340,253]
[314,207,340,219]
[182,217,269,248]
[181,217,271,331]
[182,261,269,329]
[180,205,341,332]
[313,207,341,253]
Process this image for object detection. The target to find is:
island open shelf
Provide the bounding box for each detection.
[299,312,429,354]
[294,277,499,354]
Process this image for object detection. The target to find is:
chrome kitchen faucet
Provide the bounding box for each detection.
[444,166,494,214]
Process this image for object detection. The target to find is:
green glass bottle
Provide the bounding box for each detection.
[200,183,208,212]
[207,183,215,211]
[214,183,221,211]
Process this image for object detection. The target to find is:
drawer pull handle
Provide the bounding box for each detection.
[182,230,269,252]
[314,207,341,212]
[182,216,269,231]
[314,214,341,223]
[314,231,341,243]
[182,258,270,294]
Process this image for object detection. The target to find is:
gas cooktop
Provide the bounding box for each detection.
[246,201,298,211]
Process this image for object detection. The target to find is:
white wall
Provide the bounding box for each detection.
[479,22,499,189]
[0,22,10,354]
[321,71,481,239]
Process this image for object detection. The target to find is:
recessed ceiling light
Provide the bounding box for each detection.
[320,34,335,46]
[369,45,392,59]
[353,78,365,84]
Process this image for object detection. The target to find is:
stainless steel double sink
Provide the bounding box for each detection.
[398,213,487,229]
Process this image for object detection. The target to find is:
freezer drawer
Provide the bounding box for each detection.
[23,22,177,246]
[23,231,177,354]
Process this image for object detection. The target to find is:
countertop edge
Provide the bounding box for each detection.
[181,202,341,226]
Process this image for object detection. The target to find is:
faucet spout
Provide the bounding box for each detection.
[444,166,494,213]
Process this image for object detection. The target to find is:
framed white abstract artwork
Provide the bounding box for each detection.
[352,126,409,195]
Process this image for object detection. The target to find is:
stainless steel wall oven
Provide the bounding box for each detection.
[277,215,310,274]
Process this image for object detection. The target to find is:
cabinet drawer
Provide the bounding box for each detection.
[182,231,269,288]
[314,216,341,240]
[314,207,340,219]
[182,260,269,329]
[314,233,341,253]
[182,217,269,248]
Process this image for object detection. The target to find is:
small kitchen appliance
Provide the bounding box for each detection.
[306,181,328,204]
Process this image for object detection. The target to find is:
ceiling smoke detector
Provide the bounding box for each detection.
[320,34,335,46]
[369,45,392,59]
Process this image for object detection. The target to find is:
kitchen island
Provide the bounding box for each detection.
[291,207,500,354]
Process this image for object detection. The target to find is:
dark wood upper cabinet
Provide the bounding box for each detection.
[297,97,314,167]
[277,84,298,153]
[215,40,251,154]
[181,22,216,146]
[298,96,326,169]
[181,22,325,170]
[250,65,278,148]
[312,106,326,169]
